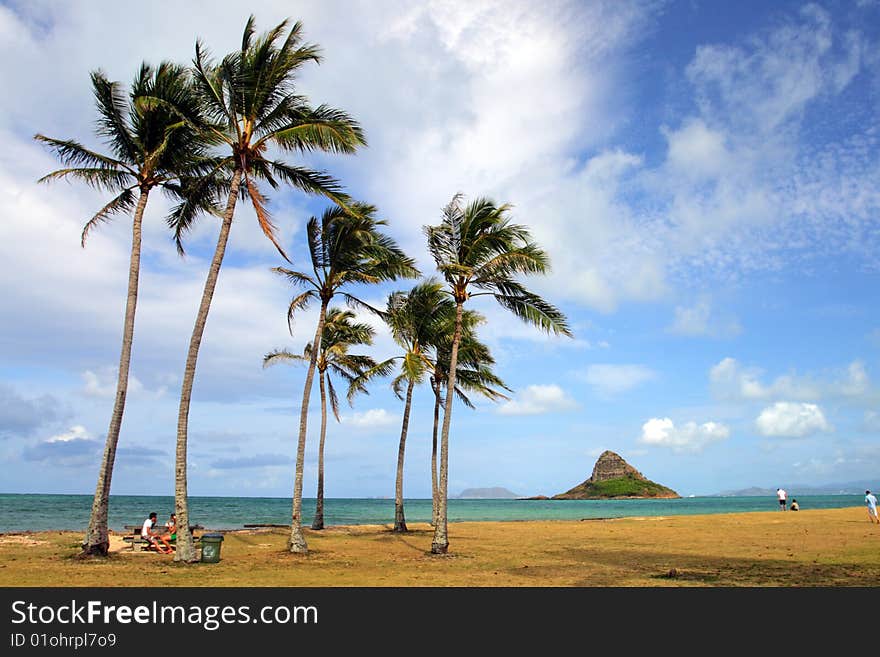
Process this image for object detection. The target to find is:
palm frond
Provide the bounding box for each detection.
[90,71,138,162]
[271,267,318,290]
[494,286,572,336]
[37,167,133,192]
[264,104,366,154]
[33,135,130,173]
[80,187,138,246]
[283,290,316,335]
[244,176,289,261]
[325,376,341,421]
[263,349,309,368]
[266,160,352,210]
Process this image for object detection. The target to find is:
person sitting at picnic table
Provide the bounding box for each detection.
[141,512,172,554]
[160,513,177,547]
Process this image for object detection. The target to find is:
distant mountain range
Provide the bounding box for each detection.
[453,487,519,499]
[713,480,877,496]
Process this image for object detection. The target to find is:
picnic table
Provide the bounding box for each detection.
[121,524,204,551]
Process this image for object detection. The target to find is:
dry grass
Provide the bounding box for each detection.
[2,506,879,587]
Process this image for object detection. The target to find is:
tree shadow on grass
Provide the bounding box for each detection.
[513,546,880,587]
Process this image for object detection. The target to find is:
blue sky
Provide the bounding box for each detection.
[1,0,879,498]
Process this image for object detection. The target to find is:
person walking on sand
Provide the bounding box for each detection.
[866,490,879,524]
[777,488,787,511]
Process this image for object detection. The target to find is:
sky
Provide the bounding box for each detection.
[1,0,879,499]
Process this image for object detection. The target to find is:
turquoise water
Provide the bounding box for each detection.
[0,493,864,533]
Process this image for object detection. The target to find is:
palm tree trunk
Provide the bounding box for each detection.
[290,298,328,553]
[394,378,416,532]
[174,169,242,563]
[311,370,327,530]
[432,301,464,554]
[82,188,150,557]
[431,379,441,527]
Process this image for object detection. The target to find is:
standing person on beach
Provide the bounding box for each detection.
[777,488,787,511]
[866,491,879,524]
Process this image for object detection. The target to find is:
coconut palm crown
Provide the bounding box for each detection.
[167,14,366,257]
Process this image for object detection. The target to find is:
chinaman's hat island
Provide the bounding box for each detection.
[522,450,680,500]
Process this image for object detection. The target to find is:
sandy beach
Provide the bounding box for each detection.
[1,506,878,587]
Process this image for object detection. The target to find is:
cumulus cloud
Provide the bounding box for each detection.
[498,384,579,416]
[638,417,730,452]
[756,402,832,437]
[0,383,64,438]
[710,357,873,402]
[579,364,656,395]
[341,408,397,428]
[22,425,102,465]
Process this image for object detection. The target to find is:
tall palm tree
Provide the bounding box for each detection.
[35,63,210,557]
[364,280,452,532]
[429,312,510,526]
[274,203,418,553]
[264,308,379,530]
[168,16,366,562]
[424,193,572,554]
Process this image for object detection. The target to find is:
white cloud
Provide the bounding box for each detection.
[82,368,145,398]
[685,4,862,133]
[638,417,730,452]
[662,119,731,181]
[498,384,579,416]
[22,425,101,467]
[341,408,397,428]
[756,402,832,437]
[668,297,741,337]
[710,357,873,402]
[46,425,90,443]
[579,364,656,395]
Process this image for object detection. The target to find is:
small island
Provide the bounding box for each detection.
[524,450,679,500]
[454,487,519,499]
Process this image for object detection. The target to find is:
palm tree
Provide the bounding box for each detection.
[264,308,379,530]
[274,203,418,553]
[424,193,572,554]
[168,16,366,562]
[364,280,452,532]
[429,312,510,526]
[35,63,210,557]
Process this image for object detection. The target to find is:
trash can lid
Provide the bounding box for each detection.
[202,533,224,540]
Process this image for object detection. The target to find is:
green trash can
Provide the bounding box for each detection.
[200,533,224,563]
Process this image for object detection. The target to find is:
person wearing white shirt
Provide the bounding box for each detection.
[776,488,787,511]
[865,491,878,524]
[141,512,172,553]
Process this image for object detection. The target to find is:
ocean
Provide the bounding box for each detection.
[0,493,864,533]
